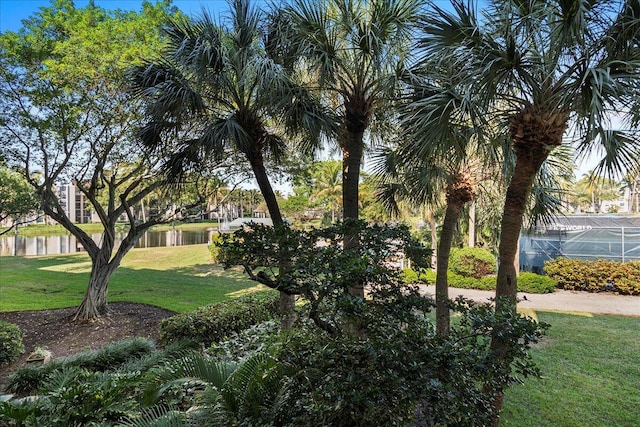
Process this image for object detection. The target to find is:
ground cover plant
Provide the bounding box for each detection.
[0,244,258,313]
[0,321,24,366]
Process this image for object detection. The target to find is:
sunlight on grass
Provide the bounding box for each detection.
[0,244,256,313]
[40,261,92,273]
[502,312,640,426]
[227,284,270,297]
[517,308,538,322]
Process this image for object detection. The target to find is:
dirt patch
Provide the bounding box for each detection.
[0,302,175,393]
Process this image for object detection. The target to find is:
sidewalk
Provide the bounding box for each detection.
[419,285,640,317]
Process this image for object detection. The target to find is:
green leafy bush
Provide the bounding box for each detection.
[8,337,155,394]
[277,295,546,427]
[207,232,223,262]
[449,247,497,278]
[544,257,640,295]
[403,269,555,293]
[0,320,24,366]
[517,272,557,293]
[159,292,279,346]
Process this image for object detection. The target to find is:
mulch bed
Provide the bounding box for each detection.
[0,302,175,393]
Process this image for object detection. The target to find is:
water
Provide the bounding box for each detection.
[0,228,218,256]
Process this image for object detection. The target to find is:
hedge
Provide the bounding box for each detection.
[0,320,24,366]
[404,269,556,294]
[544,257,640,295]
[159,292,280,346]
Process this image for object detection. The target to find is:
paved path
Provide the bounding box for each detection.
[419,286,640,317]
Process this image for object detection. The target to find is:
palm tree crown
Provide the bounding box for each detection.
[282,0,423,221]
[129,0,325,226]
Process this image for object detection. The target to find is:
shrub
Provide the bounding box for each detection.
[159,292,279,346]
[517,272,557,293]
[544,257,640,295]
[0,320,24,366]
[207,232,223,262]
[8,337,155,394]
[449,247,497,278]
[403,269,555,294]
[278,297,546,427]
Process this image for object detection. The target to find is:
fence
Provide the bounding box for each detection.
[519,216,640,273]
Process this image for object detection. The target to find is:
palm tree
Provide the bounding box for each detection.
[376,145,484,335]
[282,0,423,296]
[129,0,325,319]
[311,160,342,223]
[419,0,640,306]
[419,0,640,419]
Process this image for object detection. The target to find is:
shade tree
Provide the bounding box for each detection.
[0,0,212,321]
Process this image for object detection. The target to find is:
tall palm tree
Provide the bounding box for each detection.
[419,0,640,308]
[376,147,480,335]
[129,0,325,318]
[282,0,423,296]
[418,0,640,419]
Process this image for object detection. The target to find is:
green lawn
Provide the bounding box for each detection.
[501,312,640,426]
[0,244,260,313]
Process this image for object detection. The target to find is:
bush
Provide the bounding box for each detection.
[544,257,640,295]
[278,297,546,427]
[207,232,223,262]
[517,272,557,293]
[159,292,279,346]
[403,269,555,294]
[449,247,496,278]
[8,337,155,394]
[0,320,24,366]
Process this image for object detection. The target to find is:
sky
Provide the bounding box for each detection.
[0,0,235,33]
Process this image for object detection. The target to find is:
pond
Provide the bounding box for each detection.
[0,228,218,256]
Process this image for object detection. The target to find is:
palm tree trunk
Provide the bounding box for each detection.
[429,212,438,269]
[468,201,476,247]
[247,152,283,226]
[490,149,550,425]
[494,156,542,311]
[342,130,365,297]
[247,151,295,328]
[436,198,464,335]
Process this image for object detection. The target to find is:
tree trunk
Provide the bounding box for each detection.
[490,149,550,426]
[494,157,542,312]
[468,201,476,248]
[247,151,295,328]
[248,153,283,226]
[342,130,365,297]
[429,212,438,269]
[435,198,464,335]
[73,257,117,321]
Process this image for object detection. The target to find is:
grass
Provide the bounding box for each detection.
[501,312,640,426]
[0,244,260,313]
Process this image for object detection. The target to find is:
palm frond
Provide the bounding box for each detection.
[118,406,187,427]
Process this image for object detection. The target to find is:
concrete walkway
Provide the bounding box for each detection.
[419,285,640,317]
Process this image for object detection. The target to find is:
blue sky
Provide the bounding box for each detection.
[0,0,234,33]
